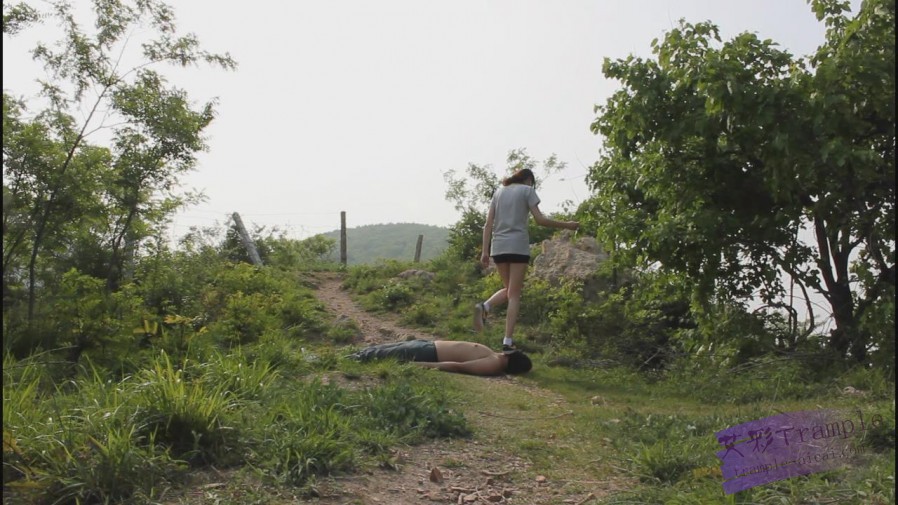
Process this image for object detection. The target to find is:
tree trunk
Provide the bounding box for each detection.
[108,206,138,291]
[814,214,865,362]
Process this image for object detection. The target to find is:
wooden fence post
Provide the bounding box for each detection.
[232,212,263,266]
[414,234,424,262]
[340,211,347,266]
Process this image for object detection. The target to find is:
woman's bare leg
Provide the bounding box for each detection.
[474,263,509,332]
[503,263,528,345]
[486,262,510,308]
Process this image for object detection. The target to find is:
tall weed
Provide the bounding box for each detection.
[133,352,239,464]
[359,381,471,441]
[254,380,355,486]
[4,357,184,503]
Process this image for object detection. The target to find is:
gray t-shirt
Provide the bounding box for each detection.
[489,183,540,256]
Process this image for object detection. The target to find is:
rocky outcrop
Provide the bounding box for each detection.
[396,269,435,284]
[531,230,609,286]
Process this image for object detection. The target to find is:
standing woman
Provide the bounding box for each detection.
[474,168,579,350]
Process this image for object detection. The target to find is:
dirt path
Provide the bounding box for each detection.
[305,272,614,505]
[312,271,441,346]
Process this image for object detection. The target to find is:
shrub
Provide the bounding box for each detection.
[401,302,439,327]
[343,261,412,294]
[133,352,239,464]
[39,425,181,505]
[3,357,185,504]
[279,291,327,338]
[254,380,356,486]
[50,269,140,363]
[377,280,415,310]
[210,291,279,346]
[359,381,471,441]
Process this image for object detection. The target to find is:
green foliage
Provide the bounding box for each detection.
[631,440,707,484]
[358,380,471,441]
[444,207,485,262]
[249,373,470,489]
[521,269,695,368]
[342,260,413,294]
[266,233,337,270]
[428,254,483,300]
[3,332,473,503]
[856,278,896,376]
[2,3,40,34]
[256,382,356,487]
[211,291,279,345]
[53,270,132,354]
[133,352,241,464]
[858,401,896,453]
[197,262,327,346]
[37,425,181,505]
[376,280,415,310]
[832,365,896,400]
[662,354,832,404]
[3,358,185,503]
[131,236,219,317]
[588,0,895,363]
[401,302,439,327]
[2,0,235,332]
[221,222,337,269]
[343,260,431,313]
[325,318,361,345]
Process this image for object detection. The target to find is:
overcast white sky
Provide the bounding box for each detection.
[3,0,860,242]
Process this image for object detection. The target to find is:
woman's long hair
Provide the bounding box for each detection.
[502,168,535,187]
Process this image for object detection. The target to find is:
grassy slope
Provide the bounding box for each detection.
[340,262,896,504]
[441,359,895,504]
[5,263,892,505]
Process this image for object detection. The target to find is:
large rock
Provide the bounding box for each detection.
[531,230,609,286]
[396,269,435,284]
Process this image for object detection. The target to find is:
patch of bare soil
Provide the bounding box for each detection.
[302,272,617,505]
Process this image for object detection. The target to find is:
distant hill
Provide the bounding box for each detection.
[318,223,450,265]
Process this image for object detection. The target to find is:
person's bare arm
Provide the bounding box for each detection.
[530,204,578,230]
[414,357,505,376]
[481,204,496,267]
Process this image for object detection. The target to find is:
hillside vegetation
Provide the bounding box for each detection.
[2,0,894,503]
[318,223,450,265]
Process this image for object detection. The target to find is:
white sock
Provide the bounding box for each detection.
[483,302,491,313]
[503,336,513,346]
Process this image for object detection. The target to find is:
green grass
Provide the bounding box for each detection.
[2,334,474,504]
[335,260,895,504]
[4,262,895,505]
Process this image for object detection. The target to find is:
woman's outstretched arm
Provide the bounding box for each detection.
[529,204,578,230]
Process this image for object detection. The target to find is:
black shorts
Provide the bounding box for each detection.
[348,339,438,362]
[492,254,530,264]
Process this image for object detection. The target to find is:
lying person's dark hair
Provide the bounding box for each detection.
[504,349,532,374]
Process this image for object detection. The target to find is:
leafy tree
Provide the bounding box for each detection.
[2,0,235,328]
[588,0,894,362]
[442,148,567,260]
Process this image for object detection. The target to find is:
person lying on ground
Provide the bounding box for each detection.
[347,339,532,376]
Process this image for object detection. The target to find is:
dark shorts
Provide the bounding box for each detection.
[348,339,438,362]
[492,254,530,264]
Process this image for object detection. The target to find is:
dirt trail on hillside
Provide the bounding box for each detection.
[304,272,618,505]
[312,272,440,346]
